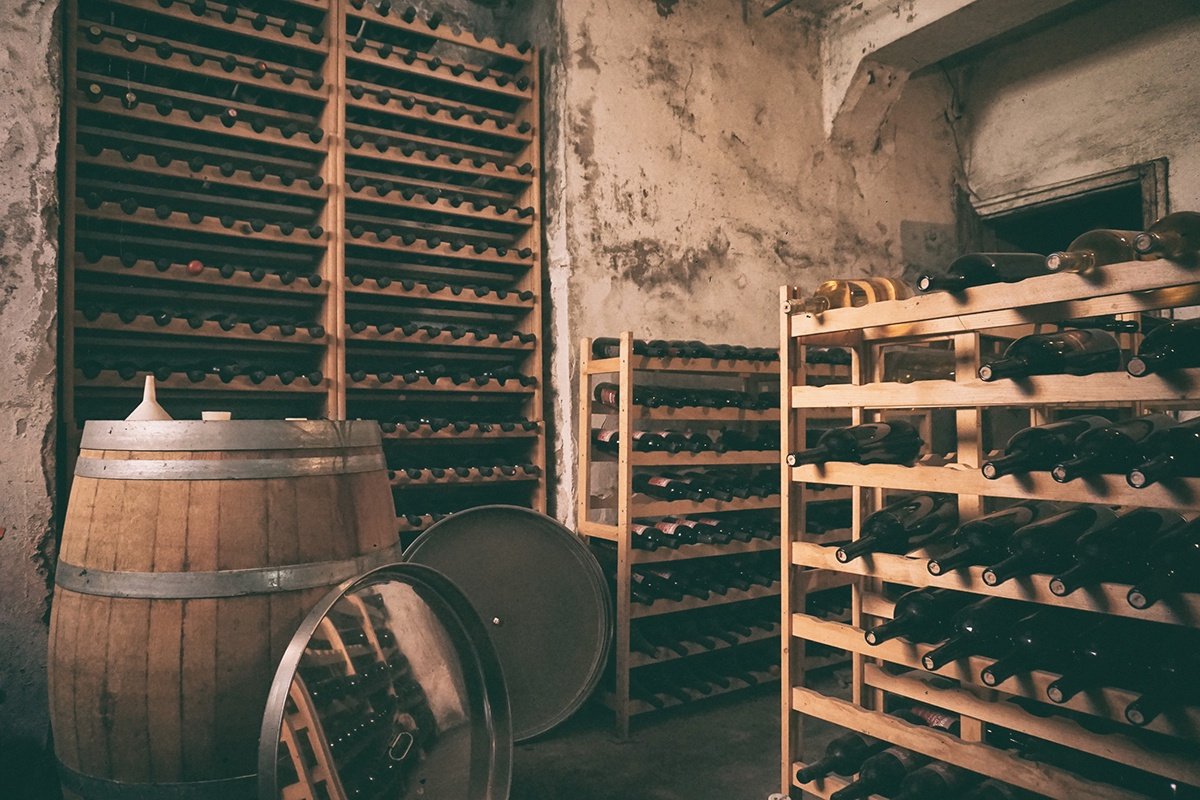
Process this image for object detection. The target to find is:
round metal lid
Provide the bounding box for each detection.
[405,506,612,741]
[259,563,511,800]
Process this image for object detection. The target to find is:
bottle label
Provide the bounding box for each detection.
[656,521,683,534]
[631,431,652,441]
[648,476,673,488]
[697,518,722,526]
[597,430,618,442]
[909,705,958,732]
[599,388,617,405]
[631,523,651,534]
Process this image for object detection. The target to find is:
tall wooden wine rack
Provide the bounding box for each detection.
[63,0,545,540]
[578,332,853,736]
[780,260,1200,799]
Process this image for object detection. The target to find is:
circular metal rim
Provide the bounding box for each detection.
[81,419,382,451]
[405,505,613,742]
[257,562,512,800]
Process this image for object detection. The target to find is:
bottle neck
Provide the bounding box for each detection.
[921,635,972,671]
[795,755,836,784]
[926,545,978,576]
[837,537,879,563]
[864,615,913,646]
[917,273,968,293]
[1126,350,1168,377]
[1128,571,1174,610]
[981,451,1031,479]
[1047,672,1090,704]
[980,654,1024,687]
[788,445,831,466]
[1125,690,1168,726]
[1049,562,1095,597]
[829,778,873,800]
[1127,454,1176,488]
[1051,454,1095,483]
[983,552,1032,586]
[1045,249,1096,273]
[978,356,1030,382]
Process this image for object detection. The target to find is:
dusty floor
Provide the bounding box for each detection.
[511,667,848,800]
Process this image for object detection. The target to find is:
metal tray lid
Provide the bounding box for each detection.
[405,506,612,741]
[259,563,511,800]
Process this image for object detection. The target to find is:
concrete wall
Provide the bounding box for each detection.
[962,0,1200,211]
[531,0,961,520]
[0,0,62,779]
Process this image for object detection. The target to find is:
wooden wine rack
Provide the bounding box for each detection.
[578,332,852,737]
[63,0,546,538]
[779,259,1200,800]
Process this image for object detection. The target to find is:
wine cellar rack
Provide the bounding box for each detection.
[779,259,1200,799]
[63,0,546,538]
[578,332,853,736]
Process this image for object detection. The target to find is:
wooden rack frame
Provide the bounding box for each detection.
[63,0,546,541]
[779,259,1200,799]
[578,332,849,736]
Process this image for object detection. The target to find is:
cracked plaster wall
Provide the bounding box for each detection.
[0,0,62,761]
[540,0,960,522]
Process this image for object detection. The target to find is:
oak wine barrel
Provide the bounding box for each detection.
[48,420,399,799]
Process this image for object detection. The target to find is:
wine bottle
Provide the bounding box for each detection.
[981,415,1111,479]
[1051,414,1176,483]
[982,505,1118,587]
[794,732,888,784]
[1127,318,1200,376]
[1133,211,1200,260]
[1127,517,1200,609]
[916,253,1050,293]
[863,588,972,646]
[926,502,1048,575]
[629,570,684,602]
[799,277,913,314]
[828,746,931,800]
[980,610,1093,687]
[651,519,698,546]
[787,420,923,467]
[1045,229,1139,273]
[1127,416,1200,488]
[1049,507,1185,596]
[892,762,980,800]
[965,780,1040,800]
[978,329,1122,382]
[835,494,957,563]
[921,597,1028,670]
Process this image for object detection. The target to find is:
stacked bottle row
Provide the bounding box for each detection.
[624,639,781,710]
[68,0,335,424]
[337,2,544,530]
[794,212,1199,318]
[798,706,1198,800]
[591,337,780,363]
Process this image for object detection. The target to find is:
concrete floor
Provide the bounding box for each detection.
[511,667,849,800]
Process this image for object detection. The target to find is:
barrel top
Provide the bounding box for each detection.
[80,420,382,452]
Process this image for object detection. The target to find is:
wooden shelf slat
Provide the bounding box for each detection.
[75,255,326,296]
[344,281,535,310]
[790,613,1200,741]
[790,764,887,800]
[103,0,330,56]
[790,540,1200,627]
[630,628,780,668]
[630,494,780,518]
[631,538,780,564]
[79,203,329,248]
[388,470,539,487]
[585,355,781,376]
[344,326,534,352]
[631,583,780,619]
[75,311,326,347]
[590,405,781,423]
[604,673,780,717]
[627,450,779,467]
[791,369,1200,410]
[345,376,534,395]
[790,461,1200,512]
[380,425,539,442]
[344,181,531,226]
[75,370,327,394]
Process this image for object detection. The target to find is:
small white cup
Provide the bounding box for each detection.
[201,411,233,421]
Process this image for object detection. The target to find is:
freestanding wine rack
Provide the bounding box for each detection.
[779,259,1200,799]
[578,332,852,737]
[63,0,545,539]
